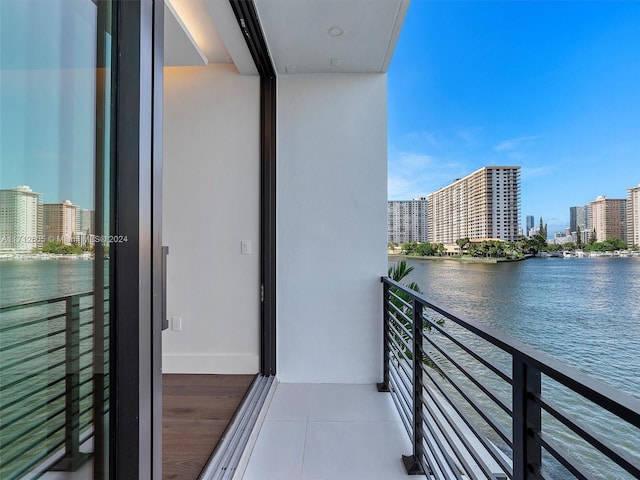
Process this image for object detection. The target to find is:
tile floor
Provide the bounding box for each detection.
[242,383,417,480]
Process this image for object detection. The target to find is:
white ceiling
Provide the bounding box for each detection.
[164,0,409,75]
[254,0,409,75]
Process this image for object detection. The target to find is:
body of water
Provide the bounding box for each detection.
[0,257,96,306]
[393,256,640,396]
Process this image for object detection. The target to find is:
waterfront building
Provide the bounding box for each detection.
[526,215,534,235]
[43,200,80,245]
[77,208,95,246]
[589,195,627,243]
[0,185,43,252]
[570,204,590,234]
[427,166,521,244]
[628,184,640,248]
[387,197,428,244]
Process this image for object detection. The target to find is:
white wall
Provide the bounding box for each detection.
[277,74,388,383]
[162,64,260,374]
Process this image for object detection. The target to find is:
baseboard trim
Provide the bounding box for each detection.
[162,354,259,374]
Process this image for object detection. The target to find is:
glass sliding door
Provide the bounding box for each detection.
[0,0,114,478]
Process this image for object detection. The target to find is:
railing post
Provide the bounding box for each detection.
[402,298,426,475]
[513,353,542,479]
[377,279,391,393]
[52,295,90,471]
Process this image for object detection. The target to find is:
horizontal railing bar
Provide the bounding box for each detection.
[1,406,66,451]
[0,375,66,415]
[537,432,593,480]
[389,381,413,439]
[422,360,514,476]
[1,343,66,371]
[389,364,414,418]
[419,432,460,480]
[389,370,413,422]
[422,349,512,448]
[388,352,414,401]
[2,420,66,472]
[387,332,413,371]
[0,312,67,335]
[0,290,94,313]
[536,395,640,477]
[388,311,414,341]
[424,313,512,384]
[5,435,66,480]
[420,437,445,480]
[424,332,511,415]
[0,358,66,393]
[79,363,94,375]
[0,389,66,432]
[383,276,640,427]
[387,288,413,311]
[420,408,466,480]
[420,379,507,480]
[389,368,413,415]
[388,323,413,355]
[0,326,66,354]
[388,304,414,332]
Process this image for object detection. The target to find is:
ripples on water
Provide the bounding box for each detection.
[398,256,640,396]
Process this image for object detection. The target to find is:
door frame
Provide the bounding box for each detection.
[110,0,162,477]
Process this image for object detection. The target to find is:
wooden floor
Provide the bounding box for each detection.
[162,374,255,480]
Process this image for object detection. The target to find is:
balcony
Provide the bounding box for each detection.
[2,276,640,479]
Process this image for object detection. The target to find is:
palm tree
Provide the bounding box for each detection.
[387,260,443,369]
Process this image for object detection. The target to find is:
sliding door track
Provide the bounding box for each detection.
[198,375,276,480]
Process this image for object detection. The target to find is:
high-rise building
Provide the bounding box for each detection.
[627,184,640,248]
[0,185,43,252]
[526,215,534,235]
[570,204,590,243]
[43,200,80,245]
[589,195,626,243]
[427,166,521,244]
[77,208,95,246]
[387,197,429,244]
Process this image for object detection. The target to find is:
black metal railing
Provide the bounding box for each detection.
[0,290,109,480]
[379,277,640,479]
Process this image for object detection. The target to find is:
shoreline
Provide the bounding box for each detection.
[0,253,94,260]
[388,254,529,263]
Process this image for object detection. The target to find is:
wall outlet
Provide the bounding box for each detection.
[171,316,182,331]
[241,240,252,255]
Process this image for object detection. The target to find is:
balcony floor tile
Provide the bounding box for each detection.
[242,383,415,480]
[242,420,307,480]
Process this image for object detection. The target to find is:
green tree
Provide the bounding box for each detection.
[605,237,627,250]
[387,259,443,369]
[576,226,583,248]
[455,237,470,251]
[42,241,82,255]
[589,229,597,244]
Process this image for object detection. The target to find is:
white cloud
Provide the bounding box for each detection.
[520,165,554,179]
[494,135,542,152]
[388,147,467,199]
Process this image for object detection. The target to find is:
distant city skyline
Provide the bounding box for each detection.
[387,1,640,237]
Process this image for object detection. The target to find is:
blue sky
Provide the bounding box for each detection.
[0,0,96,209]
[388,1,640,236]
